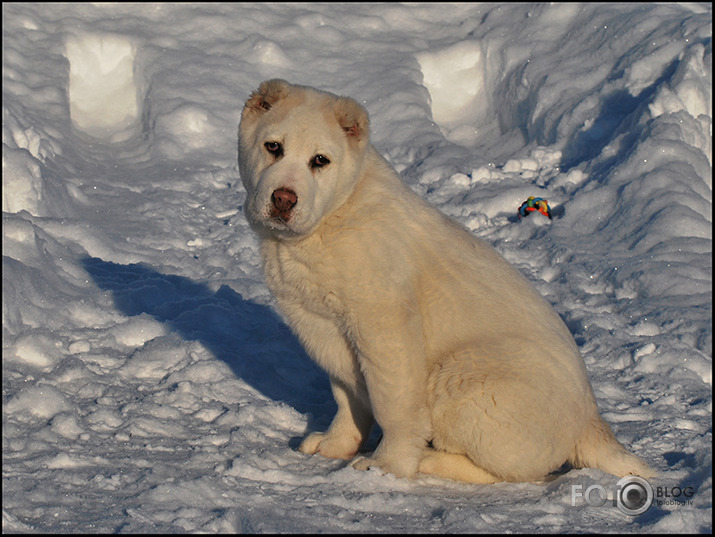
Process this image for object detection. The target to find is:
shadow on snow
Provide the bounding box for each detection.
[81,256,335,436]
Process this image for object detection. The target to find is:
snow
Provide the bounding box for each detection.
[2,2,711,533]
[65,32,142,143]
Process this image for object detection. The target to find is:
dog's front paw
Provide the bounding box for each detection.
[351,454,418,479]
[350,455,376,472]
[299,431,360,460]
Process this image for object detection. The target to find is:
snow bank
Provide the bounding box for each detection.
[418,40,487,145]
[65,32,143,143]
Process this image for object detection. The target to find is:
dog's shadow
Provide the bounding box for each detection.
[81,257,335,440]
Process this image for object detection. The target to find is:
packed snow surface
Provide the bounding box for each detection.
[2,2,712,533]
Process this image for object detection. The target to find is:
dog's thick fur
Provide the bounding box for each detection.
[238,79,654,483]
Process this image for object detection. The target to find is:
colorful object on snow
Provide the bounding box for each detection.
[518,196,552,220]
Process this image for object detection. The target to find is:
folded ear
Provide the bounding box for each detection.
[334,97,370,143]
[243,79,292,116]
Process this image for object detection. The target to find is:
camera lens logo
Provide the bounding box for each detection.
[616,476,654,515]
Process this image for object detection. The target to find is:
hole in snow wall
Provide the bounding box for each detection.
[417,41,488,147]
[65,33,144,143]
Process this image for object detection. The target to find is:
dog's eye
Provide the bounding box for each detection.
[264,141,283,158]
[311,154,330,169]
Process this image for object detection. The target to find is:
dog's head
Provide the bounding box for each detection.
[238,79,370,240]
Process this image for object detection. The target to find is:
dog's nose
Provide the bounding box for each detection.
[271,188,297,214]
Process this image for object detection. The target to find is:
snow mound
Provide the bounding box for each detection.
[65,32,143,142]
[417,41,486,145]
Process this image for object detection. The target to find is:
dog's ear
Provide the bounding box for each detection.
[243,79,291,115]
[334,97,369,143]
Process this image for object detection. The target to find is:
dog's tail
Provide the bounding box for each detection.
[570,416,657,478]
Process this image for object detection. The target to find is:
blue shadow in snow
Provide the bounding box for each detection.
[81,257,335,433]
[559,56,682,175]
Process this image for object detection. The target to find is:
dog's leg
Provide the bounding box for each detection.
[418,448,500,484]
[350,388,430,479]
[350,309,432,479]
[275,300,374,460]
[300,377,373,459]
[428,341,587,482]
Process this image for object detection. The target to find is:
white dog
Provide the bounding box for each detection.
[238,79,654,483]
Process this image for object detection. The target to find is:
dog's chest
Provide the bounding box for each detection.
[261,238,346,319]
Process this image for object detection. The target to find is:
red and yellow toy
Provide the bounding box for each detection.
[518,196,552,220]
